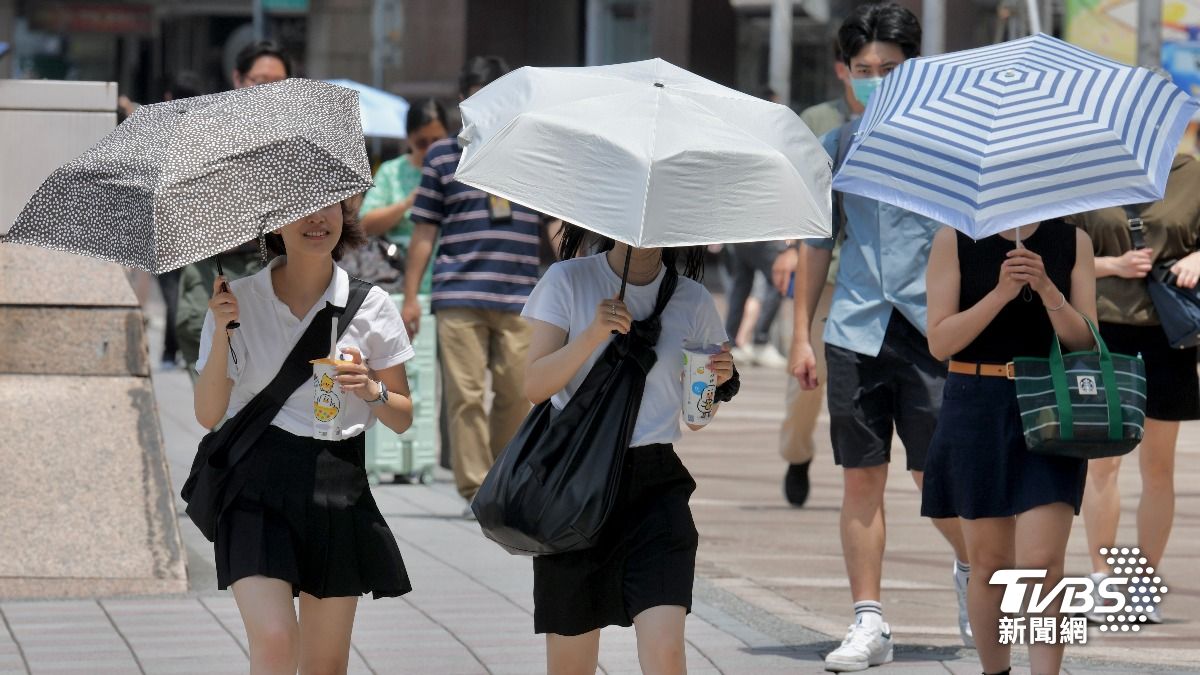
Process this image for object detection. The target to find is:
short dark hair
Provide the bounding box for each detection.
[405,97,448,136]
[837,3,921,65]
[235,40,293,78]
[458,56,509,98]
[264,197,367,262]
[166,71,204,100]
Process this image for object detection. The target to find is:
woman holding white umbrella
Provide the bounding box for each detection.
[451,58,830,673]
[522,228,733,673]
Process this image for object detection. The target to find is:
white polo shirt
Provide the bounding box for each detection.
[198,257,415,440]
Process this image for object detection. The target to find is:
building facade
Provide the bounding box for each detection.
[3,1,1014,119]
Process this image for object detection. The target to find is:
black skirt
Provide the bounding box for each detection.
[1100,321,1200,421]
[532,444,698,636]
[215,425,411,599]
[922,374,1087,520]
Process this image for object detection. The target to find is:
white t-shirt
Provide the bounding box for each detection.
[198,257,415,440]
[521,252,728,447]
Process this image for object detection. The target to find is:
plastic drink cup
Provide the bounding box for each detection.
[311,356,353,439]
[682,342,723,426]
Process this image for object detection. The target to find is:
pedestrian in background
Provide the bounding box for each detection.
[789,5,971,669]
[1072,154,1200,624]
[349,98,449,292]
[194,198,416,674]
[923,219,1096,675]
[723,240,789,368]
[176,40,293,381]
[522,226,733,675]
[773,38,864,507]
[404,56,559,516]
[153,71,206,370]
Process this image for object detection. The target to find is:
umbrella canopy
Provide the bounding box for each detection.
[832,33,1199,240]
[2,78,373,273]
[454,58,831,248]
[325,79,410,138]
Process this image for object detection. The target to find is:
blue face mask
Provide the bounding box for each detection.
[851,77,884,106]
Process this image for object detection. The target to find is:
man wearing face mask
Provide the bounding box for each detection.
[787,4,971,671]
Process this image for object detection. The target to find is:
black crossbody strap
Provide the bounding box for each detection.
[1124,204,1150,251]
[257,276,374,407]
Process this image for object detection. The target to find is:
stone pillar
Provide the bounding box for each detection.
[0,80,187,598]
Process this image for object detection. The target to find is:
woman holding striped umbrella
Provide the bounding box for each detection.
[923,220,1096,675]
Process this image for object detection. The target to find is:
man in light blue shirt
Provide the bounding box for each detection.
[788,4,971,671]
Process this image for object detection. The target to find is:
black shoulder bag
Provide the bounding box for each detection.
[182,277,373,541]
[1126,207,1200,349]
[471,270,679,556]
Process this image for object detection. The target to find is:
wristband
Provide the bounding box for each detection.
[714,365,741,403]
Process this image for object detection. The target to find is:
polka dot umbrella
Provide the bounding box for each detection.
[1,78,374,273]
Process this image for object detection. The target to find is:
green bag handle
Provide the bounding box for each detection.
[1048,315,1121,441]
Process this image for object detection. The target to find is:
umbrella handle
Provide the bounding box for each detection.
[216,256,241,330]
[612,247,631,335]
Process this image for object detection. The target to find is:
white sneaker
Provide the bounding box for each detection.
[824,622,894,672]
[755,343,790,369]
[1142,606,1163,624]
[1085,573,1117,623]
[954,564,974,648]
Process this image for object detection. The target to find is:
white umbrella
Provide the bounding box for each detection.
[454,58,832,249]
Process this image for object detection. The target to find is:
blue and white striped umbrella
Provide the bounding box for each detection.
[832,33,1199,239]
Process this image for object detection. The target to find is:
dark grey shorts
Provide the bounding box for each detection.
[825,311,947,471]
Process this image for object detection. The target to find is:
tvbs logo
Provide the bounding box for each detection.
[990,548,1168,634]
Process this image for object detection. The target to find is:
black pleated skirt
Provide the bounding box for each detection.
[532,444,699,636]
[215,425,411,599]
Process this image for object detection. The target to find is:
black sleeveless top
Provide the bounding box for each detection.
[953,219,1076,364]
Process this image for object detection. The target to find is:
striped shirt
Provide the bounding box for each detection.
[410,138,545,313]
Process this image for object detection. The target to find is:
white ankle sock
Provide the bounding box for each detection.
[854,600,883,630]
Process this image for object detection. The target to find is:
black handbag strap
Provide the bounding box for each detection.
[1124,204,1152,251]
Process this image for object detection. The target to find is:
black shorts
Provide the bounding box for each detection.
[826,311,947,471]
[1100,322,1200,421]
[532,444,698,636]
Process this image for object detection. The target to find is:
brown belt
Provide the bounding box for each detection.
[948,360,1015,379]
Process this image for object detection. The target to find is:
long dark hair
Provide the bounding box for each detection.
[556,223,705,282]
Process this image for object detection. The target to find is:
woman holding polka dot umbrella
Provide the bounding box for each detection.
[2,78,373,276]
[3,78,416,673]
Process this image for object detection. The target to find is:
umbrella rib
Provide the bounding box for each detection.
[636,85,665,250]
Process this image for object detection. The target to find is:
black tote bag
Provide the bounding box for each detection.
[471,270,679,556]
[182,278,372,542]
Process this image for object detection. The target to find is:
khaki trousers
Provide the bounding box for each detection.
[779,285,834,465]
[436,307,532,500]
